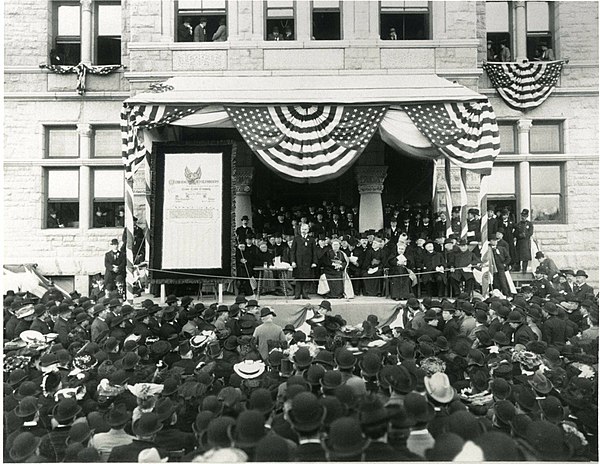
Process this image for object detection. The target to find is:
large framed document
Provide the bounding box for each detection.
[150,144,232,282]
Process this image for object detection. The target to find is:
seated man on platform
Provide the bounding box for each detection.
[447,239,481,297]
[387,241,413,300]
[362,237,385,297]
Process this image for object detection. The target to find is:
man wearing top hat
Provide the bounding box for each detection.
[497,209,517,267]
[514,209,534,272]
[104,238,125,290]
[466,208,481,242]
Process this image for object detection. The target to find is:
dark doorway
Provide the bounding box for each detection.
[251,157,359,209]
[383,144,434,208]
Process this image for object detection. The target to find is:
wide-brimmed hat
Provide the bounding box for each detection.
[324,417,370,457]
[528,371,553,394]
[9,432,41,461]
[52,398,82,422]
[105,403,131,427]
[288,392,326,432]
[233,360,265,379]
[259,307,276,318]
[424,372,456,404]
[132,413,163,436]
[138,448,168,463]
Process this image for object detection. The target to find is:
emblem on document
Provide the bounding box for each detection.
[184,166,202,184]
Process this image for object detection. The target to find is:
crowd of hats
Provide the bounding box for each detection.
[2,283,598,462]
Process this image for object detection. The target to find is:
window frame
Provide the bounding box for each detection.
[92,124,122,158]
[529,162,565,224]
[497,120,518,154]
[379,0,432,41]
[53,1,82,65]
[525,0,555,61]
[44,167,81,229]
[265,0,297,41]
[173,0,229,42]
[45,125,80,159]
[311,0,342,41]
[91,168,125,229]
[93,1,122,65]
[485,0,514,61]
[529,120,563,154]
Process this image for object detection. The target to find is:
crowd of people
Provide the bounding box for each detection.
[234,201,559,300]
[3,276,598,462]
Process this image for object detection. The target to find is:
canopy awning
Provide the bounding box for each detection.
[126,74,484,105]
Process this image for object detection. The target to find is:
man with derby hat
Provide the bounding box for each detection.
[514,209,533,272]
[39,398,82,461]
[252,307,286,361]
[89,403,134,461]
[104,238,125,290]
[541,302,567,346]
[28,304,51,334]
[235,215,254,243]
[507,310,536,345]
[108,412,167,462]
[573,269,595,300]
[288,392,327,461]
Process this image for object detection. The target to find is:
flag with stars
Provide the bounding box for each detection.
[225,105,388,183]
[483,61,564,111]
[402,99,500,175]
[121,104,202,179]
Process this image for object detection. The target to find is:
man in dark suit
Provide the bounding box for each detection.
[487,206,499,239]
[498,209,517,269]
[291,224,317,299]
[177,17,193,42]
[235,215,253,243]
[104,239,125,290]
[573,270,595,300]
[489,236,511,295]
[385,217,402,245]
[193,17,208,42]
[514,209,534,272]
[109,413,167,462]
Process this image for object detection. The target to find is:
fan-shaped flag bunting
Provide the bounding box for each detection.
[402,100,500,175]
[225,105,388,183]
[483,60,564,111]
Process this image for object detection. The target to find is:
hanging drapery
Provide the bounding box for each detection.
[483,60,564,111]
[39,63,123,94]
[225,105,388,183]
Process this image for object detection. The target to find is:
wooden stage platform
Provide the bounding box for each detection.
[133,294,402,327]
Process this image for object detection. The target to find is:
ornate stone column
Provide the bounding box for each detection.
[517,119,533,214]
[234,167,254,228]
[80,0,93,65]
[355,166,388,232]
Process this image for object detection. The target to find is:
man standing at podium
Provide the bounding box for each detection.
[291,224,317,299]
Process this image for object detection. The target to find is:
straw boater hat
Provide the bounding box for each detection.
[233,360,266,379]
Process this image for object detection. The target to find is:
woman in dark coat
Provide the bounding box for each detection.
[322,239,348,298]
[387,241,413,300]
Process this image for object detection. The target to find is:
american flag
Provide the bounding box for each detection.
[402,99,500,175]
[121,104,201,179]
[483,61,564,111]
[225,105,387,183]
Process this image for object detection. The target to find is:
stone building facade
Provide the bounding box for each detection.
[3,1,598,294]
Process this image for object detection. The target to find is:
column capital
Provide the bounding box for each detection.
[355,166,388,194]
[80,0,93,12]
[514,1,526,9]
[517,119,533,133]
[77,123,93,137]
[234,166,255,194]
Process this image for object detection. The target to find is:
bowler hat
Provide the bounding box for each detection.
[132,413,163,437]
[319,300,332,311]
[492,331,509,346]
[507,310,523,323]
[165,294,178,304]
[206,416,235,448]
[14,396,40,418]
[260,306,276,318]
[513,384,536,412]
[14,381,40,400]
[490,378,512,400]
[9,432,41,462]
[254,434,291,462]
[232,410,267,448]
[248,388,274,414]
[510,413,532,439]
[228,304,240,317]
[525,420,571,460]
[424,309,437,321]
[406,297,420,309]
[292,347,313,369]
[236,295,249,304]
[320,370,343,390]
[66,421,94,445]
[283,324,295,334]
[303,364,326,387]
[8,369,28,387]
[494,400,516,424]
[447,410,483,441]
[324,417,370,457]
[544,301,558,315]
[52,398,82,422]
[435,336,450,352]
[288,392,326,432]
[358,394,391,426]
[539,395,564,423]
[425,432,465,461]
[575,270,588,278]
[475,431,521,461]
[105,403,131,427]
[404,392,435,424]
[535,251,545,259]
[335,348,356,369]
